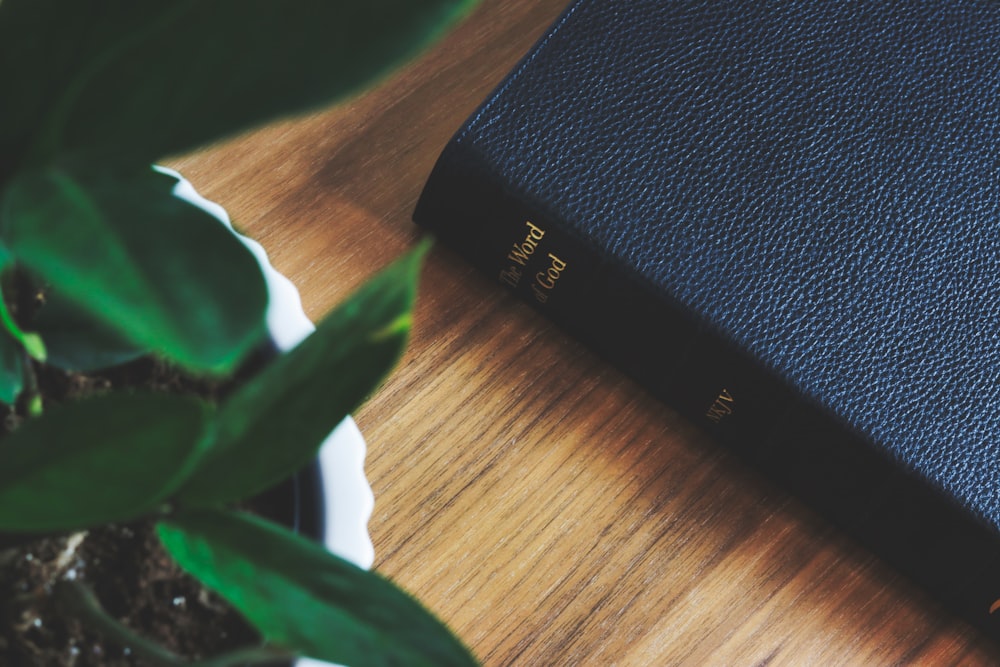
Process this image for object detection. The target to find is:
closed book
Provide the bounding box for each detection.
[413,0,1000,641]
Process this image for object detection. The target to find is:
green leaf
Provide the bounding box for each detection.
[158,508,477,667]
[0,0,477,167]
[32,287,147,372]
[0,273,46,364]
[0,393,209,531]
[0,328,25,404]
[176,243,428,507]
[0,163,268,374]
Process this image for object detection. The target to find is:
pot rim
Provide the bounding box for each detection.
[167,168,375,573]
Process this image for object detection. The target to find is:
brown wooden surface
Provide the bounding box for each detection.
[170,1,1000,664]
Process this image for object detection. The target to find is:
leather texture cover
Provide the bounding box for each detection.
[415,0,1000,638]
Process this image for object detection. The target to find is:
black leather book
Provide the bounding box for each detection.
[414,0,1000,641]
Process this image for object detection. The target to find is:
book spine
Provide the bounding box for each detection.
[413,139,1000,643]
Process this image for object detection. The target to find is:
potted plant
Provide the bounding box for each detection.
[0,1,477,665]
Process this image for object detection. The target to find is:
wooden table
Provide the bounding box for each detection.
[171,1,1000,664]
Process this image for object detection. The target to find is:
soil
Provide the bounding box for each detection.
[0,520,260,666]
[0,353,289,666]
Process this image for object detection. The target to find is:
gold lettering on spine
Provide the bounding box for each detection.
[499,221,545,288]
[531,253,568,304]
[705,388,735,423]
[497,220,570,303]
[507,221,546,266]
[499,265,523,288]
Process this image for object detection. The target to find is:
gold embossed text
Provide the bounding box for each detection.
[705,388,735,423]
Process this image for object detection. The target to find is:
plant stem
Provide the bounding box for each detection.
[21,350,42,417]
[0,292,45,362]
[189,646,296,667]
[54,580,294,667]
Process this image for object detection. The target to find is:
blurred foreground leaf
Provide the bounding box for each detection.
[0,164,268,373]
[159,508,477,667]
[0,0,477,166]
[0,393,208,531]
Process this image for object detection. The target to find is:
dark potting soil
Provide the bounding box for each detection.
[0,520,260,666]
[0,355,280,666]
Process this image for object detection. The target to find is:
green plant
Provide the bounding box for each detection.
[0,1,477,666]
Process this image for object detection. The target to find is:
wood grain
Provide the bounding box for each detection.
[170,1,1000,664]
